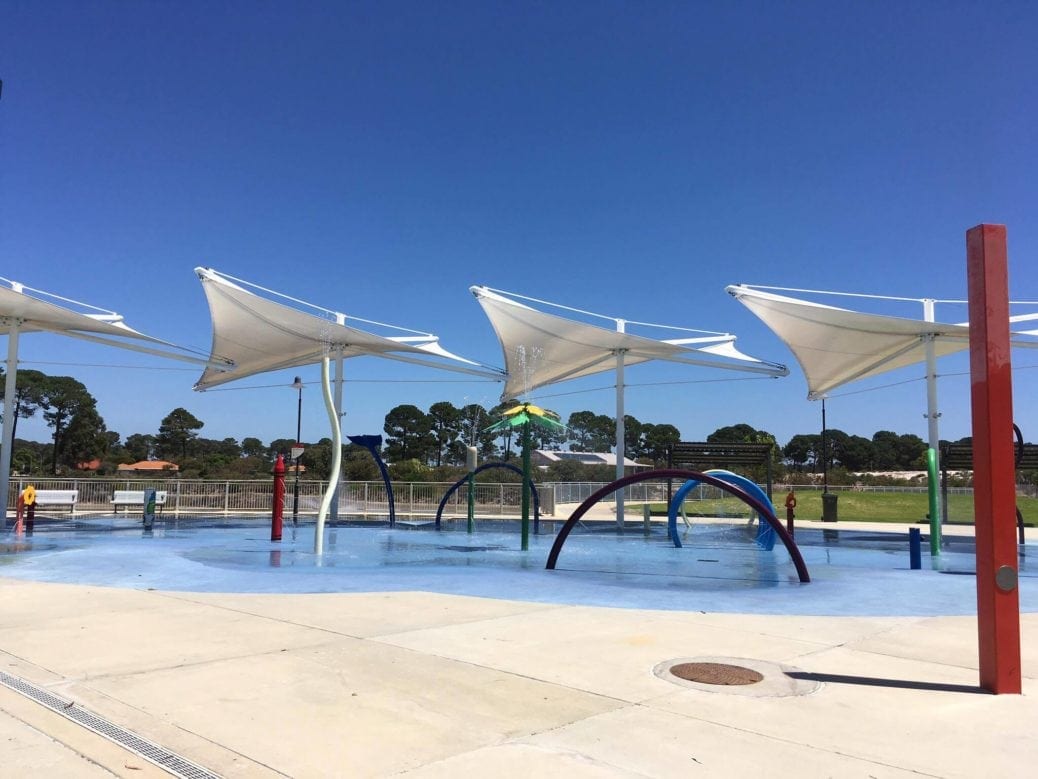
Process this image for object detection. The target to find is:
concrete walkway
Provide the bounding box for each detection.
[1,576,1035,778]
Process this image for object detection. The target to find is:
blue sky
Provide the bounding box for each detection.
[3,1,1037,451]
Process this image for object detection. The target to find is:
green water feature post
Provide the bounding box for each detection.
[521,420,531,551]
[927,447,941,556]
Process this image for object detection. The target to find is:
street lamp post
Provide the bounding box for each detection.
[291,376,304,525]
[821,395,828,494]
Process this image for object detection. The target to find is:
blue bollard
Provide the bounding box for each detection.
[909,527,922,570]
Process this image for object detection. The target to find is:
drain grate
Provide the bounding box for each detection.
[0,670,219,779]
[669,662,763,686]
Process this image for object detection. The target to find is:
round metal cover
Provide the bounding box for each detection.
[669,662,763,686]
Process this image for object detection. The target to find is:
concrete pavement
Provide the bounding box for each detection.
[1,575,1036,778]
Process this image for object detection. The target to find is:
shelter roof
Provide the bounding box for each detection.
[195,268,502,389]
[725,285,1038,399]
[0,277,195,359]
[471,286,787,400]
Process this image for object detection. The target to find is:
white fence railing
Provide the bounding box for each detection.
[4,477,1002,516]
[4,477,556,517]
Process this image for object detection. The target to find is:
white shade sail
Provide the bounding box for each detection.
[471,286,788,400]
[726,285,977,399]
[1,276,209,524]
[0,280,199,359]
[195,268,501,389]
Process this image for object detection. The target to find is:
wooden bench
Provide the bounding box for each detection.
[32,490,79,513]
[111,490,168,514]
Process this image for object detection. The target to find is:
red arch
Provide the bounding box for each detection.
[545,468,810,583]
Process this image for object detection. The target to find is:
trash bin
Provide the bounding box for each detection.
[821,492,838,523]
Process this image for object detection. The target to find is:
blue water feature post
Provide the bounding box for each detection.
[143,488,157,531]
[909,527,922,570]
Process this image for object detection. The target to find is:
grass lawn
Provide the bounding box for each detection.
[644,489,1038,525]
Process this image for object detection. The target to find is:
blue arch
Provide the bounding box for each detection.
[668,469,775,550]
[347,435,396,527]
[434,462,540,532]
[545,468,809,583]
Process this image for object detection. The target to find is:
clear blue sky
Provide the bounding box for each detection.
[3,1,1037,451]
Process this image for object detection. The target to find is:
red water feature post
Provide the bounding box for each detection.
[967,223,1021,694]
[271,454,286,542]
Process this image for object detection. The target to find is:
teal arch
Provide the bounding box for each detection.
[668,469,776,551]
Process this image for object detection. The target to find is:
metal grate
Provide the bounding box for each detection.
[0,670,220,779]
[669,662,763,686]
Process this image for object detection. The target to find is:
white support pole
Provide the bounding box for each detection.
[615,319,626,529]
[0,319,21,519]
[923,299,943,521]
[330,331,345,521]
[315,357,342,555]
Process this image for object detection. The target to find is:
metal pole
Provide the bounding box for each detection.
[966,223,1021,694]
[331,343,344,521]
[923,299,943,548]
[292,376,303,525]
[615,319,626,529]
[0,318,21,520]
[821,396,828,493]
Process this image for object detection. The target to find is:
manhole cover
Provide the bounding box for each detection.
[669,662,763,686]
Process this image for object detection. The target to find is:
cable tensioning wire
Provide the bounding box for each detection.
[212,269,438,336]
[531,375,774,401]
[481,286,731,336]
[743,284,1038,307]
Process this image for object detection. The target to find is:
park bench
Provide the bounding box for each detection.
[31,490,79,513]
[111,490,168,514]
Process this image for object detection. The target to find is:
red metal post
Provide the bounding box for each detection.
[271,454,286,542]
[966,223,1021,694]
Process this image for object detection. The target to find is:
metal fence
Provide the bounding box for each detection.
[5,477,555,517]
[6,476,1011,516]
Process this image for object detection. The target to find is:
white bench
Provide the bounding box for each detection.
[32,490,79,513]
[111,490,168,514]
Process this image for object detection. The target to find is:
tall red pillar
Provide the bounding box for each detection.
[271,454,286,542]
[966,223,1021,694]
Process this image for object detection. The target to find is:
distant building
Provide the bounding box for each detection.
[117,460,180,474]
[531,450,650,473]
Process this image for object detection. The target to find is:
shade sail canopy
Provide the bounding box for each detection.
[0,278,201,360]
[725,285,1038,398]
[1,277,210,532]
[196,268,502,389]
[471,286,788,400]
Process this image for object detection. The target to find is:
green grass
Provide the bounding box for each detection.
[642,489,1038,525]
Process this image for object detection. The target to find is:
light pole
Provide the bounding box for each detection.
[291,376,303,525]
[821,395,828,494]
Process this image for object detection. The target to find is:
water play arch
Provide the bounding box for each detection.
[347,435,396,527]
[545,468,809,583]
[668,469,776,550]
[434,462,541,531]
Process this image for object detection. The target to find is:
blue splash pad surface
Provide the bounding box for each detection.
[2,517,1035,616]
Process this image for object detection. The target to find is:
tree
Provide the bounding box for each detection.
[60,405,109,469]
[623,415,644,458]
[459,403,497,460]
[566,411,614,452]
[839,435,875,471]
[155,408,205,461]
[0,368,47,443]
[871,430,900,470]
[783,434,817,471]
[641,423,680,464]
[39,375,97,474]
[124,433,155,462]
[707,423,760,443]
[383,404,433,463]
[241,437,266,459]
[428,401,463,467]
[896,433,927,469]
